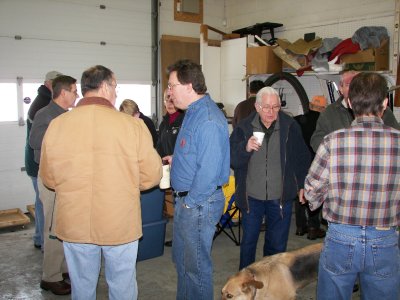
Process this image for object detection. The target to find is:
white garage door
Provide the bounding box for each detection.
[0,0,154,211]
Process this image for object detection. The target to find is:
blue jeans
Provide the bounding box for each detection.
[317,223,400,300]
[172,190,225,300]
[31,176,44,247]
[64,241,138,300]
[240,197,292,269]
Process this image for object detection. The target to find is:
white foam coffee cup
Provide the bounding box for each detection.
[159,164,171,189]
[253,131,265,145]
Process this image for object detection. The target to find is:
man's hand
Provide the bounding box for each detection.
[298,189,307,204]
[246,136,261,152]
[162,155,173,165]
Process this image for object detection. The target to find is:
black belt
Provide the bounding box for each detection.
[173,186,222,198]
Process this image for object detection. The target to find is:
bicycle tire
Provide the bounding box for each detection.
[264,72,309,114]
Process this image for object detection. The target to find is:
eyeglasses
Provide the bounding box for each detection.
[258,104,281,112]
[167,83,181,90]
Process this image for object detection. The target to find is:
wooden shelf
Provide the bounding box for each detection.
[0,208,30,229]
[27,204,35,219]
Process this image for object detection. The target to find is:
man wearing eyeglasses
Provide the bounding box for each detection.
[39,65,162,299]
[29,75,78,295]
[230,86,311,270]
[310,70,400,152]
[163,59,230,300]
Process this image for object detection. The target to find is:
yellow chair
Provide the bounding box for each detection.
[214,175,241,245]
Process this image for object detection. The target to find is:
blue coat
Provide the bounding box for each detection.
[230,111,311,212]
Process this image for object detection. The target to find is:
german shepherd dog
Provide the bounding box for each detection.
[221,243,323,300]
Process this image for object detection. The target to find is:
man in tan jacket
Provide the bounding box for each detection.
[39,65,162,300]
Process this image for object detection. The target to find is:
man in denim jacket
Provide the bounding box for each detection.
[163,59,230,300]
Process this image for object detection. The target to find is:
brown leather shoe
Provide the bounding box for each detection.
[307,227,326,240]
[40,280,71,295]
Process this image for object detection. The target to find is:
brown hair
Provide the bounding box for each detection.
[348,72,387,117]
[167,59,207,94]
[52,75,77,99]
[81,65,114,96]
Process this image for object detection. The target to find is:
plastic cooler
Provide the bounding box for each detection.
[137,218,168,261]
[140,187,165,223]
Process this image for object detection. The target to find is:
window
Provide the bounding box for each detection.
[0,82,152,123]
[115,84,152,116]
[0,83,18,122]
[174,0,203,23]
[22,83,41,120]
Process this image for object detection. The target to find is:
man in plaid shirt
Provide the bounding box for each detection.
[304,72,400,300]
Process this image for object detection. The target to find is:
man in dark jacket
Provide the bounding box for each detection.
[30,75,78,296]
[311,71,400,151]
[24,70,62,250]
[232,80,265,128]
[230,86,311,270]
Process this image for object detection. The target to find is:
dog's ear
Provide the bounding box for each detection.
[242,279,264,291]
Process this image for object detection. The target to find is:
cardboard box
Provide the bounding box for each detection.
[163,189,174,217]
[137,218,168,261]
[282,56,307,72]
[340,39,389,71]
[246,46,282,75]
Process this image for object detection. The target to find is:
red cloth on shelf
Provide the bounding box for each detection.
[328,38,360,62]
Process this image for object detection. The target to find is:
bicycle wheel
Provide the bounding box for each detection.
[264,72,309,114]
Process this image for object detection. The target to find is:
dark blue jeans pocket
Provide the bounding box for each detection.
[321,236,356,275]
[371,241,399,278]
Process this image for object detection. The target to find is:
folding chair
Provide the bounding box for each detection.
[213,194,241,246]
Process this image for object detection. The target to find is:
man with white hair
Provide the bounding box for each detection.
[230,86,311,270]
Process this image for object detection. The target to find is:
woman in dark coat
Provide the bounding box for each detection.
[156,91,184,158]
[157,90,184,247]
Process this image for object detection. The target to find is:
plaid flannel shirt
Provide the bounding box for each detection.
[305,116,400,227]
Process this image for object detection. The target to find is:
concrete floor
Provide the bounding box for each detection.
[0,210,361,300]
